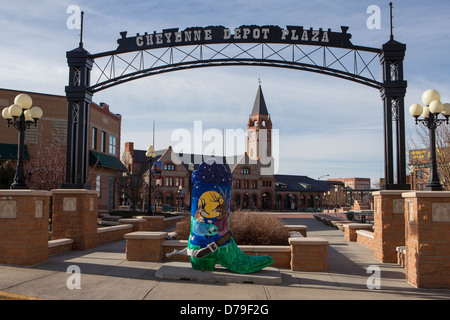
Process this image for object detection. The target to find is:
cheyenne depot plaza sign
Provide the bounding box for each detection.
[117,25,354,51]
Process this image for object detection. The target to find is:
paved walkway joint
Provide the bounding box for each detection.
[155,261,282,285]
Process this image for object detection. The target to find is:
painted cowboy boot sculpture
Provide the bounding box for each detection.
[168,159,274,274]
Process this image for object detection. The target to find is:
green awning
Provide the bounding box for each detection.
[89,150,127,172]
[0,143,30,161]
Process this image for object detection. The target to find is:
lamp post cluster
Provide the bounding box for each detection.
[1,94,43,189]
[409,89,450,191]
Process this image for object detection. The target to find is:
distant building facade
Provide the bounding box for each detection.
[408,147,450,191]
[122,84,368,211]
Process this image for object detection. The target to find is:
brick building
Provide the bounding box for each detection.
[408,147,450,191]
[326,177,372,207]
[0,88,126,210]
[121,84,366,211]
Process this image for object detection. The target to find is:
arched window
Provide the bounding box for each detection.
[235,194,241,208]
[251,195,257,209]
[243,194,249,209]
[156,192,163,206]
[165,177,173,187]
[166,193,174,206]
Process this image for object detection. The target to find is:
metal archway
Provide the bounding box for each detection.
[62,24,407,190]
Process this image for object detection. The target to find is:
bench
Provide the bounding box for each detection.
[97,224,134,245]
[48,238,74,256]
[125,231,328,272]
[119,218,145,231]
[285,225,307,237]
[396,246,406,267]
[356,229,375,250]
[101,215,122,222]
[344,223,374,242]
[133,215,165,231]
[332,221,354,231]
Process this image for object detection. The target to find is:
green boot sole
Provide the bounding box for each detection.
[190,238,274,274]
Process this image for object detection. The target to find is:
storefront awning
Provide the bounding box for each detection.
[89,150,127,172]
[0,143,30,161]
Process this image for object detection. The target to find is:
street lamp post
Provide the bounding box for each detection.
[146,146,156,215]
[1,94,43,189]
[317,174,329,209]
[177,185,183,211]
[409,89,450,191]
[188,162,194,212]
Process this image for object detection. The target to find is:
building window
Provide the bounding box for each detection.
[109,134,117,155]
[241,168,250,174]
[52,120,67,143]
[251,180,257,189]
[176,177,184,187]
[166,194,174,206]
[101,131,106,153]
[165,177,174,187]
[235,180,241,189]
[243,180,249,189]
[92,127,98,150]
[24,124,39,145]
[164,163,175,171]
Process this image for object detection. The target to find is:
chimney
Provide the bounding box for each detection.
[125,142,134,154]
[100,102,110,112]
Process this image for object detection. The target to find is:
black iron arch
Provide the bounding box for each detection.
[63,24,407,191]
[88,26,382,93]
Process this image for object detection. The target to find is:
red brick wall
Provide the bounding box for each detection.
[289,238,328,271]
[403,192,450,289]
[373,191,405,263]
[51,190,99,251]
[0,191,51,266]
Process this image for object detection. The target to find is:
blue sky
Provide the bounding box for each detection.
[1,0,450,185]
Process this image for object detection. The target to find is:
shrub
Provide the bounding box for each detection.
[175,216,192,240]
[174,211,289,245]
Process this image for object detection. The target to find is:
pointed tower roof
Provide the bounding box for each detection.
[251,84,269,115]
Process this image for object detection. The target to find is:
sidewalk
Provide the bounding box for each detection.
[0,214,448,300]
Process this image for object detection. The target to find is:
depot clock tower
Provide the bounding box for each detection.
[247,83,272,161]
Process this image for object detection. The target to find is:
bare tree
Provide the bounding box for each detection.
[25,130,66,191]
[120,153,147,211]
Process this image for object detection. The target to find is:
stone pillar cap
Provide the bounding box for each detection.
[124,231,168,240]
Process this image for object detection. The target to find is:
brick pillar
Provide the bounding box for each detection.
[403,191,450,289]
[51,189,99,251]
[372,190,406,263]
[289,237,328,271]
[125,231,168,262]
[0,190,51,266]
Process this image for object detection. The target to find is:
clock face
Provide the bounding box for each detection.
[249,131,255,139]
